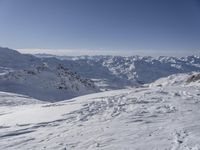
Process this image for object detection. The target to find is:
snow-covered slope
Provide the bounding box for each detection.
[0,47,42,71]
[0,63,98,101]
[150,72,200,87]
[39,55,200,90]
[1,47,200,101]
[2,47,200,91]
[0,91,44,107]
[1,73,200,149]
[0,47,99,101]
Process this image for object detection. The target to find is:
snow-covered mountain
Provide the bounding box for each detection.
[0,47,98,101]
[0,91,44,107]
[0,63,98,102]
[2,47,200,149]
[39,54,200,90]
[0,47,43,71]
[1,47,200,101]
[1,72,200,149]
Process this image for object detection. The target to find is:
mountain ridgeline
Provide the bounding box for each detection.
[0,47,99,101]
[37,53,200,90]
[1,47,200,101]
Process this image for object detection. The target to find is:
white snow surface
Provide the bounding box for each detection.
[0,63,98,102]
[1,73,200,150]
[0,91,43,107]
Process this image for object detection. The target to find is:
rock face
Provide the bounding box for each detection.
[186,73,200,83]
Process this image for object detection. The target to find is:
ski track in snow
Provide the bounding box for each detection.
[1,82,200,150]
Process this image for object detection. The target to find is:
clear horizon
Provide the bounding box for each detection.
[16,48,200,57]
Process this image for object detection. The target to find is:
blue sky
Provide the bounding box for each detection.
[0,0,200,55]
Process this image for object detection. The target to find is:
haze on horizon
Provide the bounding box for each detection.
[0,0,200,56]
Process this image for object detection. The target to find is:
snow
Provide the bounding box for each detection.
[0,91,43,107]
[1,47,200,96]
[41,54,200,89]
[0,63,98,102]
[1,73,200,149]
[2,47,200,149]
[0,47,42,71]
[0,47,99,101]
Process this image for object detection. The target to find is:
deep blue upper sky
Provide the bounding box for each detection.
[0,0,200,53]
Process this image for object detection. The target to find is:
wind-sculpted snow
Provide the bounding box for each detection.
[1,74,200,149]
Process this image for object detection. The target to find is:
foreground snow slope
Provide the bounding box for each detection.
[1,73,200,149]
[0,91,44,120]
[0,91,44,107]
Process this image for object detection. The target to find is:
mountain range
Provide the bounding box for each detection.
[36,52,200,90]
[0,47,98,101]
[1,47,200,149]
[1,47,200,101]
[1,71,200,149]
